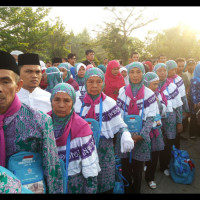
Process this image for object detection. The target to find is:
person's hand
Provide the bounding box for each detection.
[120,132,134,153]
[132,134,143,143]
[177,123,183,133]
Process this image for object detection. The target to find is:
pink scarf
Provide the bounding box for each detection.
[47,111,93,147]
[125,84,145,115]
[0,94,21,167]
[156,79,170,106]
[104,60,125,101]
[83,92,106,120]
[168,74,178,84]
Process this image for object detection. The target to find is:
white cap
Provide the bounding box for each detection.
[10,50,23,56]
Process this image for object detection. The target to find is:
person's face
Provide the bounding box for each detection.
[129,68,143,84]
[86,52,95,61]
[156,67,167,81]
[78,66,86,78]
[46,62,52,68]
[59,68,67,80]
[131,54,139,62]
[187,64,195,73]
[148,80,159,92]
[20,65,42,92]
[168,68,177,78]
[0,70,23,114]
[86,76,103,96]
[121,70,127,78]
[68,56,76,66]
[111,67,119,76]
[176,61,185,74]
[158,56,166,63]
[52,92,73,118]
[53,63,60,67]
[104,59,108,65]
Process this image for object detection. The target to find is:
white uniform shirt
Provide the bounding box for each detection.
[17,87,52,114]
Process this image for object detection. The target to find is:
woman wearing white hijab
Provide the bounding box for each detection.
[120,67,129,86]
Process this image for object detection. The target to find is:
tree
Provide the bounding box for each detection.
[99,7,158,64]
[145,23,200,61]
[47,18,71,60]
[0,7,54,56]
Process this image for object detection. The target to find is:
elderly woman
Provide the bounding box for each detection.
[143,72,166,190]
[44,66,63,93]
[74,63,87,101]
[74,67,134,193]
[153,63,183,177]
[104,60,125,101]
[47,83,101,193]
[116,62,158,193]
[57,63,79,92]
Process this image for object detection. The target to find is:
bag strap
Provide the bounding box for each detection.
[118,172,129,187]
[65,131,71,194]
[79,97,103,148]
[124,96,144,164]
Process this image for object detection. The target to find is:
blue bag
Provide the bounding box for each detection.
[113,156,129,194]
[170,145,195,184]
[124,115,143,133]
[123,95,144,163]
[7,151,46,193]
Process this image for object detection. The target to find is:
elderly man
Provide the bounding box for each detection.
[17,53,51,114]
[0,50,63,193]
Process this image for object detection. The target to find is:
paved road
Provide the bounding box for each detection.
[140,130,200,194]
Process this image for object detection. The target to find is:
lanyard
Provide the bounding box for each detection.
[80,97,103,148]
[65,131,71,194]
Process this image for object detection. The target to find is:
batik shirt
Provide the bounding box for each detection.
[160,82,183,139]
[190,78,200,114]
[3,103,63,193]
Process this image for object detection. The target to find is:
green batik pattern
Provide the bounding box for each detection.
[4,104,63,193]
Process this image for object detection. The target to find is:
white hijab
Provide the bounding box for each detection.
[120,67,129,85]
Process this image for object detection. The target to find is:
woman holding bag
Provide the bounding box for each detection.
[116,62,158,193]
[74,67,134,193]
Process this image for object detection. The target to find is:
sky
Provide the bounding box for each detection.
[44,6,200,40]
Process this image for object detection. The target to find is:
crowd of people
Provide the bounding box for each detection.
[0,48,200,194]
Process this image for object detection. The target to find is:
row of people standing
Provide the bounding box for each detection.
[1,48,200,194]
[0,50,134,194]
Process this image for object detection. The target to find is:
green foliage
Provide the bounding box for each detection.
[145,24,200,61]
[0,7,54,56]
[1,7,200,66]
